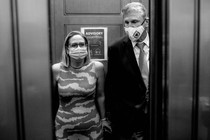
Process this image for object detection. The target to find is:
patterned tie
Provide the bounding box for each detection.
[136,42,149,88]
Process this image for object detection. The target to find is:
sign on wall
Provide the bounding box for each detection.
[81,27,107,60]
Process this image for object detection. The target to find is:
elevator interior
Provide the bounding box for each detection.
[0,0,210,140]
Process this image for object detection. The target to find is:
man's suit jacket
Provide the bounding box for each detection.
[105,35,147,134]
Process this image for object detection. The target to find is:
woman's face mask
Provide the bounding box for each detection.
[124,25,145,42]
[68,42,88,60]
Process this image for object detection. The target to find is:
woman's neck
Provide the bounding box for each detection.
[70,59,85,69]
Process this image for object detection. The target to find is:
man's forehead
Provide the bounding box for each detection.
[124,13,144,22]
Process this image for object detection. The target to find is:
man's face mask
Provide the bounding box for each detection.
[124,19,146,42]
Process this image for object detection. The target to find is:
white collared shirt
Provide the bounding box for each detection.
[132,33,150,69]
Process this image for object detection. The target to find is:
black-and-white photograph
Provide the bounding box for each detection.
[1,0,210,140]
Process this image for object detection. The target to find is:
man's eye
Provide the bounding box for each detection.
[131,20,139,24]
[125,21,129,24]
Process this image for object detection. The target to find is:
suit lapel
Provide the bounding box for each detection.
[121,37,144,83]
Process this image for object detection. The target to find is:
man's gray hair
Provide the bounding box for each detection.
[121,2,147,19]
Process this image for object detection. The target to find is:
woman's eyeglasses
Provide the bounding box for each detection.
[69,42,86,48]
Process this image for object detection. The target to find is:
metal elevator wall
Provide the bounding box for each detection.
[0,0,53,140]
[168,0,194,139]
[198,0,210,140]
[168,0,210,140]
[0,0,18,139]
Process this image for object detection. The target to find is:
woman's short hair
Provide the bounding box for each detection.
[122,2,147,19]
[60,31,91,67]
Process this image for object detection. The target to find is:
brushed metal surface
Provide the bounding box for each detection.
[0,0,18,139]
[168,0,194,140]
[198,0,210,139]
[17,0,53,139]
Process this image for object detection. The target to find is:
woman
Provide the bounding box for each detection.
[52,31,108,140]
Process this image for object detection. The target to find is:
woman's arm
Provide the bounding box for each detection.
[95,61,112,133]
[52,63,60,84]
[95,61,106,119]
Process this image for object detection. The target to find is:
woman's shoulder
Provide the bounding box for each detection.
[52,62,61,73]
[91,60,104,76]
[52,63,62,81]
[91,60,104,69]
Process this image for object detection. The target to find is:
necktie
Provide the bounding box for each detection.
[136,42,149,88]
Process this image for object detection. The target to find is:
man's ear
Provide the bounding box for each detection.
[143,18,149,32]
[143,18,149,28]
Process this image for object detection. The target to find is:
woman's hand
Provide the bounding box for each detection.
[102,118,112,134]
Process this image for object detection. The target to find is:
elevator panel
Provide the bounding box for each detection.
[198,0,210,140]
[0,0,18,139]
[168,0,195,139]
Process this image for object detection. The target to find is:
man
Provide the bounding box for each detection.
[105,2,149,140]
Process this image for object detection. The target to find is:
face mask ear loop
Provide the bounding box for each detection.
[142,17,149,29]
[141,19,146,26]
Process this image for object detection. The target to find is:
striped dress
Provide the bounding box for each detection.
[55,61,103,140]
